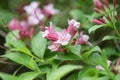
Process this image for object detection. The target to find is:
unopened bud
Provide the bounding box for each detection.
[94,8,100,13]
[99,18,105,23]
[92,19,103,25]
[114,15,119,20]
[113,0,116,9]
[106,15,111,21]
[103,0,110,10]
[94,0,105,11]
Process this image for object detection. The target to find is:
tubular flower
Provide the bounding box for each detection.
[7,18,20,31]
[41,22,58,41]
[24,1,40,15]
[55,29,71,45]
[67,19,80,32]
[48,42,60,52]
[19,20,34,39]
[78,32,89,45]
[42,3,59,18]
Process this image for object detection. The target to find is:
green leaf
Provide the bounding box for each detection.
[11,47,32,56]
[66,72,78,80]
[5,30,26,48]
[102,35,119,41]
[69,45,81,57]
[47,65,82,80]
[89,24,105,34]
[82,46,101,62]
[3,51,38,70]
[31,32,47,59]
[19,72,39,80]
[78,68,98,80]
[54,53,80,60]
[0,72,20,80]
[115,73,120,80]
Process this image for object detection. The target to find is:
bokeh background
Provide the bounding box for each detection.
[0,0,120,77]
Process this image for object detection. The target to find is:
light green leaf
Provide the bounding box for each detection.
[47,65,82,80]
[0,72,20,80]
[31,32,47,59]
[3,51,38,70]
[69,45,81,57]
[82,46,101,62]
[11,47,32,56]
[102,35,119,41]
[115,73,120,80]
[19,72,39,80]
[5,30,27,48]
[89,24,105,34]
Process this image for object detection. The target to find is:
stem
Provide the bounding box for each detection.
[13,65,23,76]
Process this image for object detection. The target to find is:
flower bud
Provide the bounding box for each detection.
[92,19,103,25]
[103,0,110,10]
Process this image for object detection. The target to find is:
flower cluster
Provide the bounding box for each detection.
[24,1,59,25]
[42,19,90,52]
[7,1,59,39]
[92,0,118,25]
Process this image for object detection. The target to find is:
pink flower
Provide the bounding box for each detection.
[19,27,34,39]
[55,29,71,45]
[68,19,80,28]
[19,20,34,39]
[93,0,105,11]
[96,60,111,70]
[24,1,40,15]
[24,2,44,25]
[27,9,44,25]
[20,20,28,28]
[48,42,60,52]
[41,22,58,41]
[27,15,40,25]
[35,9,45,21]
[92,19,103,25]
[78,32,89,45]
[67,19,80,38]
[113,0,116,9]
[116,57,120,66]
[7,18,20,31]
[42,3,59,18]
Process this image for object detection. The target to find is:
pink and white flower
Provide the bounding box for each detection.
[48,42,60,52]
[42,3,59,17]
[67,19,80,32]
[55,29,71,45]
[78,32,89,45]
[7,18,20,31]
[68,19,80,28]
[41,22,58,41]
[24,1,40,15]
[24,2,44,25]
